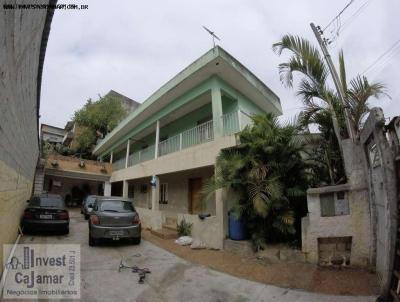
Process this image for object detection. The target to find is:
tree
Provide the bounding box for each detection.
[72,94,128,157]
[272,35,388,184]
[203,114,312,249]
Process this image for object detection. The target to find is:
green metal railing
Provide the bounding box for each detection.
[112,158,125,171]
[128,144,156,167]
[112,111,253,171]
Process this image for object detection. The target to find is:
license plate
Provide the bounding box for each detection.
[109,230,124,236]
[40,214,52,219]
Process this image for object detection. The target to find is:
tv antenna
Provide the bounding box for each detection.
[202,26,221,48]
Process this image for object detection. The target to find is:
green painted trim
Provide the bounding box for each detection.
[99,77,215,157]
[100,75,270,158]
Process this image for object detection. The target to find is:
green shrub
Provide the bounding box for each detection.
[176,218,193,237]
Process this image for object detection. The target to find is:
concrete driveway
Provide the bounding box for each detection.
[10,210,376,302]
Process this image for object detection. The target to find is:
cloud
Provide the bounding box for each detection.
[41,0,400,128]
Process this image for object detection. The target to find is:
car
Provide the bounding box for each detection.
[22,194,69,234]
[81,195,101,219]
[88,197,141,246]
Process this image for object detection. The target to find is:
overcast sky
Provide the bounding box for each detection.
[40,0,400,128]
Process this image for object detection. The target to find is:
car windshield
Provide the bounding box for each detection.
[99,200,134,213]
[30,197,63,208]
[86,196,97,205]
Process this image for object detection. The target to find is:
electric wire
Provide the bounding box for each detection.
[362,39,400,75]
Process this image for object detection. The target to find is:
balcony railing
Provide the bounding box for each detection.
[128,144,156,166]
[112,158,125,171]
[112,111,253,171]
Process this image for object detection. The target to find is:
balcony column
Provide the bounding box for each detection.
[151,176,159,211]
[211,84,223,137]
[238,110,243,131]
[122,180,128,198]
[104,181,111,197]
[125,139,130,168]
[109,151,113,164]
[154,120,160,159]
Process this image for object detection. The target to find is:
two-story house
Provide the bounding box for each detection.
[93,46,282,249]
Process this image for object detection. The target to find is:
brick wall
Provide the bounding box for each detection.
[0,1,54,269]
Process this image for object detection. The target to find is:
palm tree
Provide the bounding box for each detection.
[203,114,311,249]
[272,34,388,142]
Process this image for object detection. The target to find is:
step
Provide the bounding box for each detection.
[165,217,177,226]
[150,227,178,239]
[162,223,177,231]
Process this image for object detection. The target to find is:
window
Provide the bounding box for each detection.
[159,183,168,204]
[320,191,349,217]
[99,200,134,213]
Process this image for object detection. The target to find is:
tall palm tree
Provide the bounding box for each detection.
[272,34,388,142]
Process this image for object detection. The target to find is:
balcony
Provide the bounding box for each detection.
[112,110,252,171]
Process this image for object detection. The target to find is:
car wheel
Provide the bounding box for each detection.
[89,233,97,247]
[63,227,69,235]
[132,236,141,245]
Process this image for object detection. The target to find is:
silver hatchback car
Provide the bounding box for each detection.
[88,197,141,246]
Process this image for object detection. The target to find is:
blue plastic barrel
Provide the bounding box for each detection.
[228,212,246,240]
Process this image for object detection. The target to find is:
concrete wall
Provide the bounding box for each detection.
[135,207,163,230]
[360,108,398,295]
[178,214,221,249]
[0,1,54,269]
[302,184,371,267]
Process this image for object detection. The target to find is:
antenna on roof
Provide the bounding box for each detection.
[202,26,221,48]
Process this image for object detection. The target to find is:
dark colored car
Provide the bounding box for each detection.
[88,197,141,246]
[22,194,69,234]
[81,195,101,219]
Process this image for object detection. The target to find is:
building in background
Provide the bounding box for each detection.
[41,123,66,145]
[62,90,139,150]
[93,46,281,249]
[106,89,140,113]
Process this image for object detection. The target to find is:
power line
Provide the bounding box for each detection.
[323,0,373,46]
[340,0,372,33]
[362,39,400,75]
[365,46,400,77]
[323,0,355,32]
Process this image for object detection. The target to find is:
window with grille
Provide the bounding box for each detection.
[320,191,350,217]
[159,183,168,204]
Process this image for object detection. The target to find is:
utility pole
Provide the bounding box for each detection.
[310,23,355,141]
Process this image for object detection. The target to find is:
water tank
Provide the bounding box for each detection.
[228,212,246,240]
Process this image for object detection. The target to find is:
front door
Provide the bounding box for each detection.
[188,178,203,214]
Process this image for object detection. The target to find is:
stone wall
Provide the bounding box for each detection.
[0,1,55,269]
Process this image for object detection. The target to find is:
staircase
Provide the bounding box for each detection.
[33,159,45,195]
[150,216,178,239]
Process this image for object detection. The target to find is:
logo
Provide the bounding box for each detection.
[3,244,80,299]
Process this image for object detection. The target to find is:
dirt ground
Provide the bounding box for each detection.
[142,230,379,296]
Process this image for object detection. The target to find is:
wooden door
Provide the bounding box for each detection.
[188,178,203,214]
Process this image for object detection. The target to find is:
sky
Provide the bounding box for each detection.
[40,0,400,128]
